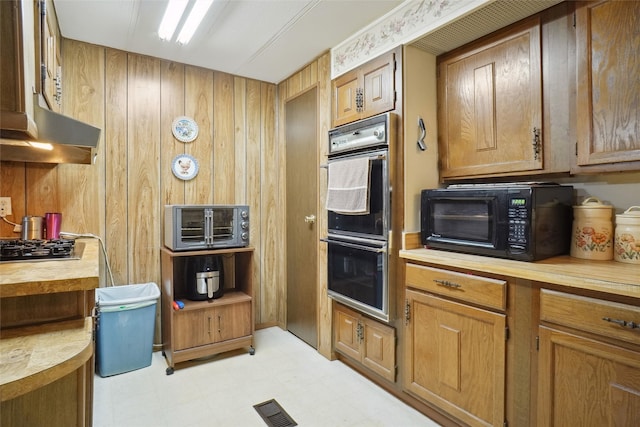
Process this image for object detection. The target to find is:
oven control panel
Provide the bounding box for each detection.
[329,113,390,155]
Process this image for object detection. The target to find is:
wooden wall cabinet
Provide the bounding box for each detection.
[161,247,254,375]
[403,263,507,427]
[437,16,543,179]
[332,49,396,127]
[0,0,38,139]
[574,0,640,172]
[40,0,62,112]
[333,302,396,382]
[537,289,640,426]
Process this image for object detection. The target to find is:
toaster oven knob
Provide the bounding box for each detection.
[241,232,249,240]
[241,221,249,229]
[241,210,249,219]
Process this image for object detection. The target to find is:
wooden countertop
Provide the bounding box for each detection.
[399,248,640,300]
[0,238,100,297]
[0,318,93,402]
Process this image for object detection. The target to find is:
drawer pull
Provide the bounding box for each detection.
[434,279,462,289]
[602,317,639,330]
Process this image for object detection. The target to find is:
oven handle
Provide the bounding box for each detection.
[320,237,387,253]
[320,153,387,168]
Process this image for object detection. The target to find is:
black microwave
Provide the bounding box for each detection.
[420,183,573,261]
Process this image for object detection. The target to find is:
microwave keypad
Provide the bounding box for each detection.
[508,204,529,247]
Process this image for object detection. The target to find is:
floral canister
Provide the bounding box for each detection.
[570,197,614,260]
[614,206,640,264]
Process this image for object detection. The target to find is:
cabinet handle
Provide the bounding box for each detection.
[355,88,364,112]
[433,279,462,289]
[532,127,541,160]
[602,317,639,329]
[208,316,212,335]
[218,315,222,333]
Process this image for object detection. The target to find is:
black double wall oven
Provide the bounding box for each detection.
[325,113,394,322]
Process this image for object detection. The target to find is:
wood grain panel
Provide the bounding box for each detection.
[105,49,129,285]
[25,164,57,216]
[127,54,161,285]
[57,40,103,237]
[233,77,247,203]
[212,72,234,204]
[246,79,262,324]
[160,61,186,207]
[185,66,214,204]
[260,82,278,324]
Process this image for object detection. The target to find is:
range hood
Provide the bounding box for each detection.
[0,94,101,164]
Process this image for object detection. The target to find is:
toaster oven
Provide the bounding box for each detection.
[164,205,249,251]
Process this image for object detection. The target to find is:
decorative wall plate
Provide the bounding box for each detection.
[171,116,199,143]
[171,154,199,180]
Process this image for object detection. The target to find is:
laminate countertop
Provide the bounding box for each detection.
[0,238,100,297]
[400,248,640,300]
[0,238,98,402]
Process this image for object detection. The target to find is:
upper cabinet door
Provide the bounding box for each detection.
[332,50,396,127]
[576,0,640,167]
[437,17,543,179]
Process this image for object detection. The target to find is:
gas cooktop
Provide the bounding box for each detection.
[0,239,80,262]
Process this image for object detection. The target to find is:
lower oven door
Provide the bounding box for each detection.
[326,236,388,322]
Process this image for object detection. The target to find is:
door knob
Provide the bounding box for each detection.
[304,214,316,224]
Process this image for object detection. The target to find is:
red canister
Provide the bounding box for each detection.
[45,212,62,240]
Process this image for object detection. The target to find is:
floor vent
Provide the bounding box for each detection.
[253,399,298,427]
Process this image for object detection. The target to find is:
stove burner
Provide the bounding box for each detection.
[0,239,76,262]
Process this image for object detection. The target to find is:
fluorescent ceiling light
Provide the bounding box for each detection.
[177,0,214,45]
[158,0,188,41]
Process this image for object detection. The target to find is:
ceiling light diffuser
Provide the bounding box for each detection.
[158,0,188,41]
[176,0,214,45]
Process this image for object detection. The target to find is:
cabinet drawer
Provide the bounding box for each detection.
[540,289,640,346]
[405,264,506,311]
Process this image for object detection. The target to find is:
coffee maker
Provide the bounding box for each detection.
[185,255,224,300]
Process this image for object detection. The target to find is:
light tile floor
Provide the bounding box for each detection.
[93,326,442,427]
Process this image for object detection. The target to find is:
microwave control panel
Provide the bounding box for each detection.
[507,196,530,251]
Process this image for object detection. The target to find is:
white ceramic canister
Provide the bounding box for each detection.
[570,197,614,260]
[614,206,640,264]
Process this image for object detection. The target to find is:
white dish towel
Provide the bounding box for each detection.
[326,157,371,214]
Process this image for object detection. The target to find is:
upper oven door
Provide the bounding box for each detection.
[328,150,388,239]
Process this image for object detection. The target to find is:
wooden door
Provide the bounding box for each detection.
[332,69,360,126]
[213,301,252,343]
[438,17,542,178]
[334,303,361,360]
[404,289,506,427]
[285,87,318,348]
[576,0,640,166]
[361,316,396,382]
[537,326,640,426]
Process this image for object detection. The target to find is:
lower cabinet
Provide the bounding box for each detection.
[161,247,255,374]
[537,289,640,426]
[333,302,396,382]
[403,263,507,427]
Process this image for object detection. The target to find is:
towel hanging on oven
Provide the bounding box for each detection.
[326,157,371,214]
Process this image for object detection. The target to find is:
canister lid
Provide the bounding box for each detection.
[573,196,614,210]
[616,206,640,223]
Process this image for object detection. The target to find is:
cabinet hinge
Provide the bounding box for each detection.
[404,299,411,325]
[41,63,47,82]
[536,336,540,351]
[505,325,509,341]
[504,421,508,427]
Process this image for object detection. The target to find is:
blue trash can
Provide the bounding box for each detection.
[95,282,160,377]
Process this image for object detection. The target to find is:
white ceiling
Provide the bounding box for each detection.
[52,0,404,84]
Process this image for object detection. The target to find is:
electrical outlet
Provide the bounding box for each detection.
[0,197,12,217]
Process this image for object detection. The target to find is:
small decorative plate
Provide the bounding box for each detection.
[171,116,199,143]
[171,154,199,180]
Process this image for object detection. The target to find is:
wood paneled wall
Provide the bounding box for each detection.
[0,39,281,329]
[277,53,333,358]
